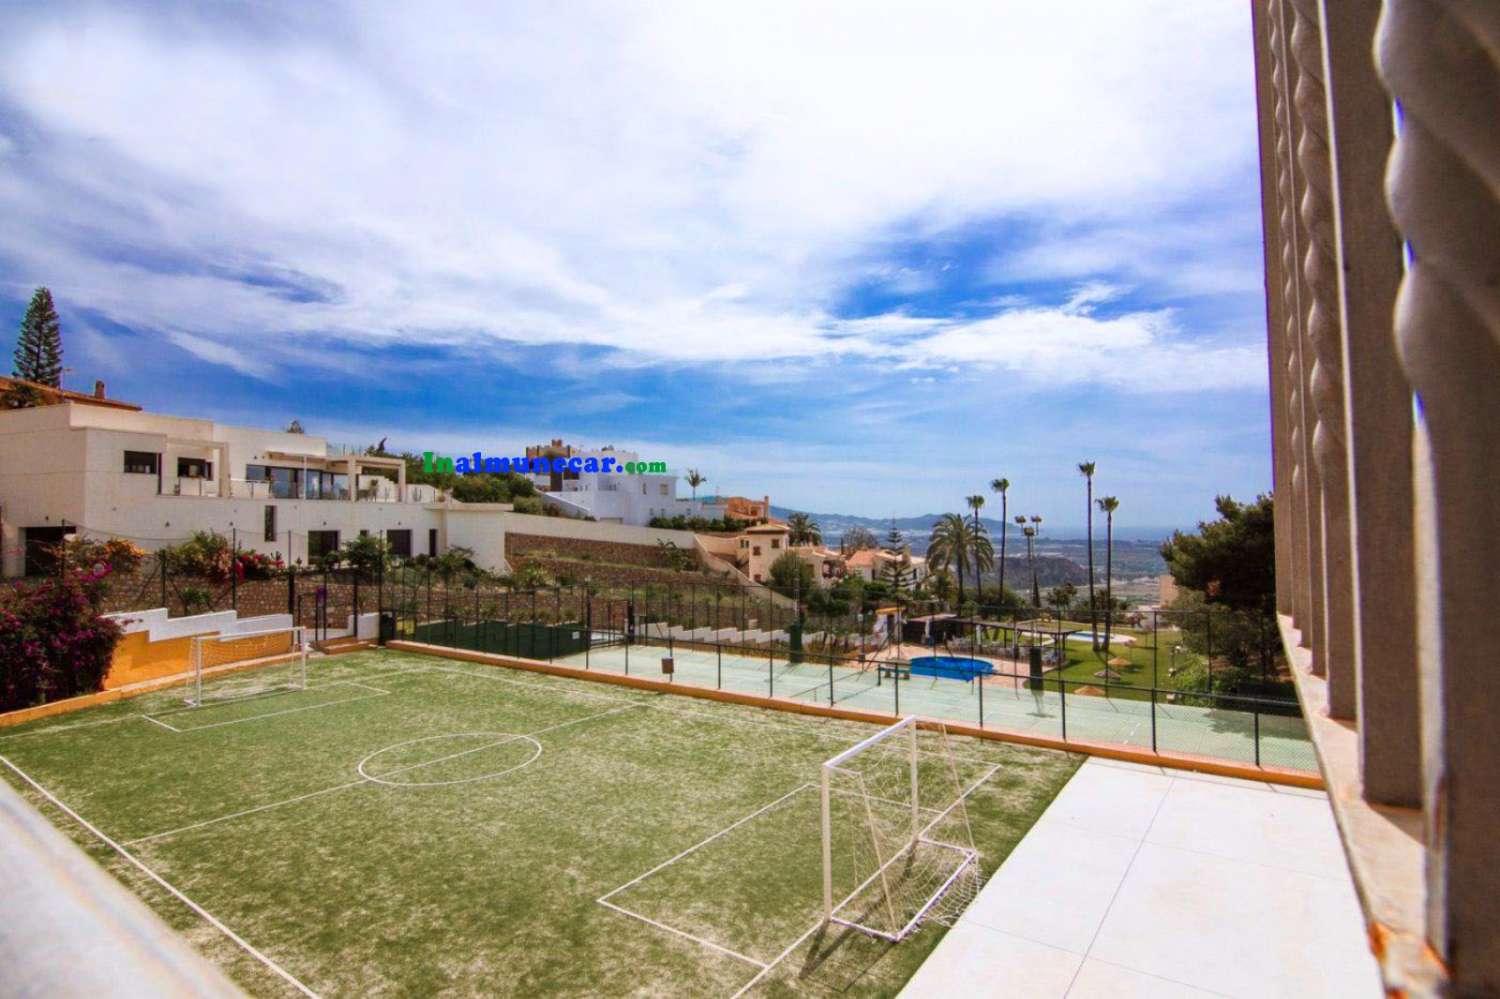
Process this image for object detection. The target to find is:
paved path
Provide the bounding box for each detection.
[899,757,1381,998]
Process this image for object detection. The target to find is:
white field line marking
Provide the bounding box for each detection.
[727,915,826,999]
[148,676,394,721]
[597,898,767,970]
[142,714,181,733]
[639,698,1002,768]
[125,780,370,846]
[147,688,392,733]
[0,755,321,999]
[413,661,652,706]
[359,702,645,787]
[304,666,433,689]
[359,735,544,788]
[596,783,813,969]
[127,703,647,844]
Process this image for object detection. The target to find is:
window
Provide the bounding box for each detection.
[247,465,302,499]
[308,530,340,559]
[739,539,748,548]
[386,529,412,558]
[264,505,277,542]
[659,483,669,496]
[304,470,349,501]
[753,546,761,557]
[429,528,438,555]
[753,573,762,582]
[177,457,212,479]
[770,539,780,549]
[123,451,158,475]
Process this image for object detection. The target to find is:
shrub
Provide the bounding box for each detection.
[235,549,285,580]
[178,585,214,616]
[62,536,147,575]
[0,570,123,711]
[159,531,234,578]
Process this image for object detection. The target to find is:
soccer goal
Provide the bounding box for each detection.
[187,627,308,706]
[821,716,980,942]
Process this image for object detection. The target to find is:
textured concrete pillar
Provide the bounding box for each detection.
[1289,0,1358,717]
[1268,0,1320,649]
[1319,0,1421,805]
[1251,1,1296,618]
[1379,1,1500,989]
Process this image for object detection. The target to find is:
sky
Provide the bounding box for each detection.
[0,0,1273,534]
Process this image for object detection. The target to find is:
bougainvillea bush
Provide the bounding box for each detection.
[159,531,284,580]
[0,566,124,712]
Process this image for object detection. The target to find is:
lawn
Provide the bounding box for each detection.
[0,648,1081,998]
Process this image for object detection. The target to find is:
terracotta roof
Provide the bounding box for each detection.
[0,375,141,411]
[744,522,790,534]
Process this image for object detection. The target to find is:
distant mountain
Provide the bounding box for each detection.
[770,506,1174,578]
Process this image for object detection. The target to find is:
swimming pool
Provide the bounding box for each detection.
[909,655,994,681]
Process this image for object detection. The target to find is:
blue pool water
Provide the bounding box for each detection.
[909,656,994,681]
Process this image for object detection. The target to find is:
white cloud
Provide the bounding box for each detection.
[166,331,272,379]
[0,0,1261,386]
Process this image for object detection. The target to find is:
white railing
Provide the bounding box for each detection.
[0,774,245,996]
[170,477,219,497]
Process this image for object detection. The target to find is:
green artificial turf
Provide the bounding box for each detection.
[0,649,1080,998]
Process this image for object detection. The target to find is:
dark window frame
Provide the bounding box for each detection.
[123,450,159,475]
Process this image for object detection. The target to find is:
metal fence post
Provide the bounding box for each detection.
[230,528,237,610]
[1059,671,1068,741]
[1150,686,1158,753]
[978,671,984,729]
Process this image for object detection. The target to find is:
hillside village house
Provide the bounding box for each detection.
[521,438,724,526]
[736,520,927,587]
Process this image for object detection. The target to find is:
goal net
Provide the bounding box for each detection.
[187,627,308,706]
[821,716,980,942]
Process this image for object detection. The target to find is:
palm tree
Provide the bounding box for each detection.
[1079,461,1098,649]
[684,468,707,502]
[928,513,973,605]
[1097,496,1119,652]
[786,512,822,546]
[965,494,986,598]
[990,478,1009,600]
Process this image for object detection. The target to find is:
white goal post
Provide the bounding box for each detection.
[821,716,980,942]
[187,627,308,706]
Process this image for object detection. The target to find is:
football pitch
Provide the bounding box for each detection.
[0,649,1081,997]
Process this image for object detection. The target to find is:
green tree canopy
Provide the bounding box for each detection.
[13,287,63,387]
[1160,494,1275,613]
[767,550,815,599]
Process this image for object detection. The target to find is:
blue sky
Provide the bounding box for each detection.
[0,0,1271,533]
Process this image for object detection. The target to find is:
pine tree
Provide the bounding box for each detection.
[13,287,63,387]
[883,519,905,553]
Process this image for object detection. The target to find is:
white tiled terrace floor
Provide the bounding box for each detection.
[899,757,1382,998]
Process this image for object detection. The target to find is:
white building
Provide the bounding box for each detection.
[0,391,447,577]
[522,439,720,526]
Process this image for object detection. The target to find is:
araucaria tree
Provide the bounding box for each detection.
[1096,496,1119,650]
[13,287,63,387]
[1079,461,1097,648]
